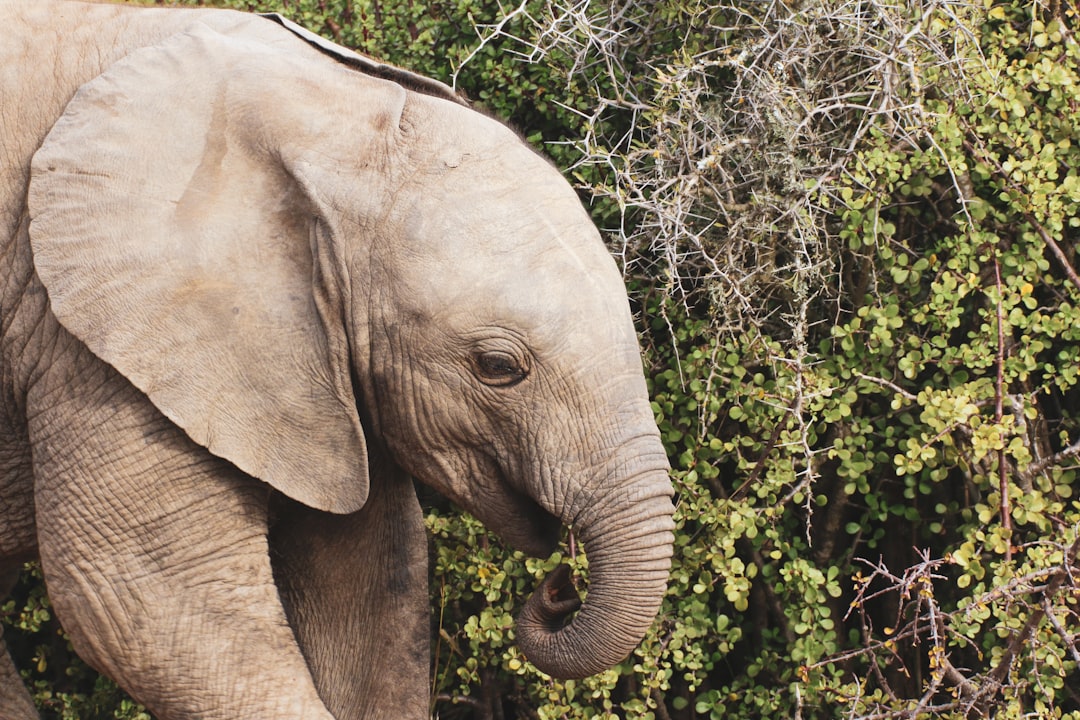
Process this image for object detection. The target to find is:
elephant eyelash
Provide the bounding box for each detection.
[472,350,529,387]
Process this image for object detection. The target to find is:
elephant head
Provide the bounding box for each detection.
[27,19,673,679]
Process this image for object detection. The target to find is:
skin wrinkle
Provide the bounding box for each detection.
[453,357,545,500]
[2,5,370,717]
[31,373,312,716]
[333,93,415,243]
[527,363,657,520]
[569,489,662,550]
[306,220,362,420]
[373,311,565,551]
[36,407,230,567]
[0,218,34,342]
[174,86,230,232]
[378,301,664,550]
[368,175,662,537]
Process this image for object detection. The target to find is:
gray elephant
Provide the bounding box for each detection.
[0,1,675,718]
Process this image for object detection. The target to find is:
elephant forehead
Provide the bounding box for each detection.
[402,170,615,280]
[398,210,623,316]
[382,129,632,328]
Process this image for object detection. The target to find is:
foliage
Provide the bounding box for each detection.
[6,0,1080,718]
[2,566,150,719]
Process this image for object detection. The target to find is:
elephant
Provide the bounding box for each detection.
[0,1,675,718]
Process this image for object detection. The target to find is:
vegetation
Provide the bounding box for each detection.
[4,0,1078,717]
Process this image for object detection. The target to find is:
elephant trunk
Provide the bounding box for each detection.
[516,468,675,679]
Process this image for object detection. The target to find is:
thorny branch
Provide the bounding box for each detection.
[462,0,1003,537]
[992,250,1013,561]
[819,535,1080,716]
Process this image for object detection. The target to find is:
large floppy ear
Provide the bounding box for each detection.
[27,22,393,513]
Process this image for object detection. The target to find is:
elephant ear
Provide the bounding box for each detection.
[260,12,467,105]
[28,22,380,513]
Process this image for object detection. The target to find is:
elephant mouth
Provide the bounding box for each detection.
[463,459,560,557]
[417,451,562,557]
[496,484,562,557]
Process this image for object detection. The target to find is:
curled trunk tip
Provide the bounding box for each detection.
[515,491,674,679]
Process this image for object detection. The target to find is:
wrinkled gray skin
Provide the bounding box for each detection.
[0,2,675,718]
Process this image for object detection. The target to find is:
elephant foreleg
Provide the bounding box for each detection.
[270,451,430,720]
[27,349,336,720]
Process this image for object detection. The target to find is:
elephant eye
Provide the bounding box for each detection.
[473,350,528,387]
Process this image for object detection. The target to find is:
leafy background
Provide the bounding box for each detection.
[4,0,1078,718]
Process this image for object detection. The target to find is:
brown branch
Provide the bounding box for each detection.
[435,694,487,712]
[1019,436,1080,486]
[992,250,1012,561]
[962,137,1080,294]
[933,596,981,705]
[967,535,1080,714]
[731,411,790,501]
[651,688,673,720]
[482,668,505,720]
[829,542,1080,717]
[704,474,799,643]
[854,371,918,402]
[1032,217,1080,294]
[1042,594,1080,665]
[939,654,979,701]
